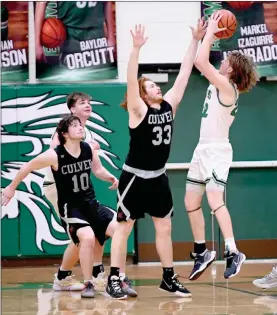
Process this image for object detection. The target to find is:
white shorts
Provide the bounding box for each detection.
[186,140,232,193]
[43,166,59,215]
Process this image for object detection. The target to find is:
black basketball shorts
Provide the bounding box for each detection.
[59,199,116,246]
[117,170,173,221]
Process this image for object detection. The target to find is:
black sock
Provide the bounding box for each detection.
[163,267,174,279]
[194,242,207,255]
[57,269,72,280]
[110,267,120,278]
[92,264,104,278]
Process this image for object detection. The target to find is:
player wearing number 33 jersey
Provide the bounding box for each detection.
[119,99,174,220]
[106,22,208,300]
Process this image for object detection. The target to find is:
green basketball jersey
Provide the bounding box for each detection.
[57,1,106,29]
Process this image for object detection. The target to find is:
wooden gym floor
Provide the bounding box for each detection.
[2,262,277,315]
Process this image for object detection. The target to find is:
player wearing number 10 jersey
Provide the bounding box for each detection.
[1,115,119,298]
[106,22,207,300]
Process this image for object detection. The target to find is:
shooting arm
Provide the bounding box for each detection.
[35,2,47,46]
[105,1,115,43]
[194,31,231,92]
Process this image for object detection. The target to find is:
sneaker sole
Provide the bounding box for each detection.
[189,252,216,281]
[81,294,95,298]
[126,291,138,297]
[252,281,277,289]
[224,253,246,279]
[106,290,128,300]
[159,288,192,298]
[52,284,85,291]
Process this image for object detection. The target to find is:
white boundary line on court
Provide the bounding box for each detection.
[166,161,277,170]
[138,259,277,266]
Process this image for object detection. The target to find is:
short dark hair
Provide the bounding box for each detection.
[66,92,92,111]
[56,115,81,145]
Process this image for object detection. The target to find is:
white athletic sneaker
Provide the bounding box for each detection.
[253,266,277,289]
[53,273,85,291]
[92,271,107,292]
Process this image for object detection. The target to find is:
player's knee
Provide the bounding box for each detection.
[184,192,201,212]
[106,220,119,237]
[206,191,224,211]
[77,227,95,246]
[155,219,171,236]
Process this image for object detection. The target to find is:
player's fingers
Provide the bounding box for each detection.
[135,24,138,33]
[218,27,227,32]
[130,30,135,38]
[216,14,223,22]
[141,25,145,35]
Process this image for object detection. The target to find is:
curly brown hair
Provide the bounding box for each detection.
[56,115,81,145]
[228,52,259,93]
[120,77,152,110]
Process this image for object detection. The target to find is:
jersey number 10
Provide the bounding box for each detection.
[72,173,90,192]
[152,125,172,146]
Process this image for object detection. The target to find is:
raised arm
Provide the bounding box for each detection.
[194,12,232,94]
[90,145,118,190]
[164,18,207,115]
[1,149,57,206]
[126,25,149,117]
[105,1,115,48]
[35,1,47,61]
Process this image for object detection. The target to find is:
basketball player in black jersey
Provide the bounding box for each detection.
[1,115,119,299]
[45,92,136,297]
[106,22,207,299]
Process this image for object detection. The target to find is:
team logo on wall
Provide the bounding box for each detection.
[1,92,119,252]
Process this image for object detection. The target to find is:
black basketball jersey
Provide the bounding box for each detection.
[125,100,173,171]
[52,141,95,206]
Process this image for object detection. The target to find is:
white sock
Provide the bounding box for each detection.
[93,262,102,266]
[224,237,237,252]
[119,272,126,279]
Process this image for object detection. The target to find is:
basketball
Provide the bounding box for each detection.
[41,18,66,48]
[228,1,253,10]
[215,9,237,39]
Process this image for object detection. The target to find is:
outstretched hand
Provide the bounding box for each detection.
[190,17,208,40]
[207,11,227,35]
[109,176,119,190]
[130,24,149,48]
[1,185,15,206]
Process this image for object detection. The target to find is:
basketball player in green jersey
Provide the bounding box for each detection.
[184,12,258,281]
[35,2,115,61]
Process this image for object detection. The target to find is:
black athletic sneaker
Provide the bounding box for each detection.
[224,251,246,279]
[189,250,216,280]
[159,274,192,297]
[106,275,127,300]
